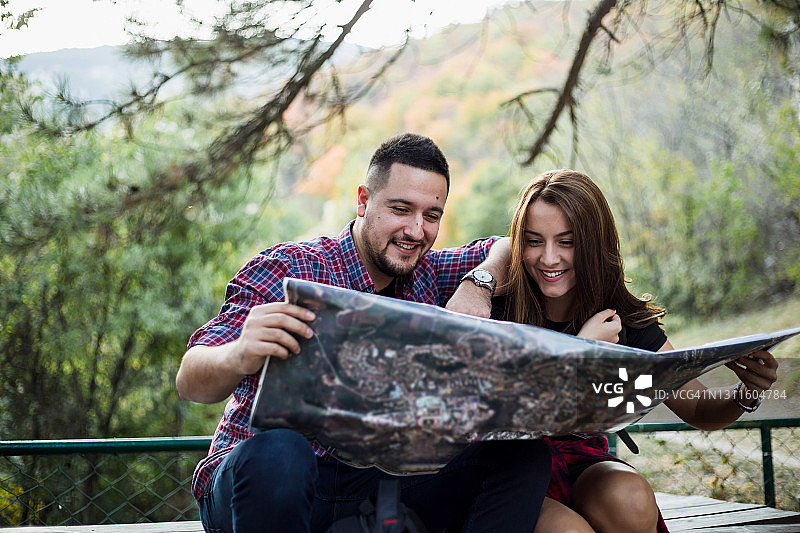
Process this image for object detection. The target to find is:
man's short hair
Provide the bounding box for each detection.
[365,133,450,193]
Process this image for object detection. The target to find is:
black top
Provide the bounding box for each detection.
[377,279,397,298]
[491,295,667,352]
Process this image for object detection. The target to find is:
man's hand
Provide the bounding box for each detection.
[176,302,316,404]
[577,309,621,343]
[231,302,316,375]
[446,281,494,318]
[725,349,778,395]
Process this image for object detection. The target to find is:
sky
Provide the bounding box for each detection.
[1,0,514,57]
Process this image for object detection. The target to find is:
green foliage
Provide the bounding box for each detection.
[0,1,39,34]
[298,2,799,323]
[611,146,792,317]
[0,64,283,439]
[764,106,800,287]
[3,0,800,445]
[559,2,799,319]
[0,58,26,132]
[448,158,520,244]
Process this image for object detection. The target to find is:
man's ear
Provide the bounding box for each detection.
[356,184,369,217]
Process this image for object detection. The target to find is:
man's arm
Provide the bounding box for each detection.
[176,302,316,404]
[445,236,510,318]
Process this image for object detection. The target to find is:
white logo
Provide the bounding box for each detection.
[593,368,653,413]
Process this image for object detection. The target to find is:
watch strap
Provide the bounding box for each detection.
[733,381,762,412]
[461,268,496,297]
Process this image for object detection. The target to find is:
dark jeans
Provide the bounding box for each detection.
[198,429,550,533]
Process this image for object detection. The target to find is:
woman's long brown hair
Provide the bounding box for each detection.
[505,169,665,334]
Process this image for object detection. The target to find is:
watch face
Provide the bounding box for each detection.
[473,270,492,283]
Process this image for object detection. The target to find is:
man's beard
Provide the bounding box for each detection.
[372,246,417,278]
[363,233,424,279]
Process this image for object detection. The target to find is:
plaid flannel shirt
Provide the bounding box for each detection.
[187,222,497,501]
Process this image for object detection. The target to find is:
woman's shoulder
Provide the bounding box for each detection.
[620,320,667,352]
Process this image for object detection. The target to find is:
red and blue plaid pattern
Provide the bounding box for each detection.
[187,222,497,500]
[546,434,669,532]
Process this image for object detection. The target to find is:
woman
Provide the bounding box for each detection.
[494,169,778,533]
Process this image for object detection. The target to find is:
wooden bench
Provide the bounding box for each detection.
[657,493,800,532]
[3,493,799,532]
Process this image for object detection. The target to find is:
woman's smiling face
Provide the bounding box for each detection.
[523,200,577,312]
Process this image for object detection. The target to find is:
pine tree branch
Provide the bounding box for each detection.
[190,0,375,185]
[520,0,617,166]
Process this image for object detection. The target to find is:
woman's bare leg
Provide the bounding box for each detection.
[572,461,658,533]
[533,496,595,533]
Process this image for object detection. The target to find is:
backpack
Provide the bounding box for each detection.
[326,479,428,533]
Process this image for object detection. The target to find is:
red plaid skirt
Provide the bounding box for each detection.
[545,433,669,533]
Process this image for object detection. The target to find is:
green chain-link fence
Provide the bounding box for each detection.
[2,421,799,527]
[0,437,209,527]
[610,419,800,512]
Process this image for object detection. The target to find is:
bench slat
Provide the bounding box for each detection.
[4,493,798,531]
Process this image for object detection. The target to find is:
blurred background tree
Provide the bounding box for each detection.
[1,0,798,442]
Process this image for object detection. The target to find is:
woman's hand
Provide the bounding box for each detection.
[725,349,778,396]
[577,309,621,343]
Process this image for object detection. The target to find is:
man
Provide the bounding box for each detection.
[176,133,550,533]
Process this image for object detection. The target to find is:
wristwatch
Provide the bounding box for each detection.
[733,381,763,413]
[461,268,497,297]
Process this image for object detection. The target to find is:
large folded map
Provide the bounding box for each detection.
[249,278,799,473]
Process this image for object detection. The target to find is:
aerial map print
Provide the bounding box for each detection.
[249,278,800,473]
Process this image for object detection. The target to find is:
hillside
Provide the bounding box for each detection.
[18,46,153,99]
[12,1,799,321]
[16,39,365,101]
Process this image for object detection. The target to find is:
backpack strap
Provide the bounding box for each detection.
[373,479,428,533]
[399,507,427,533]
[374,479,403,533]
[616,429,639,454]
[327,479,429,533]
